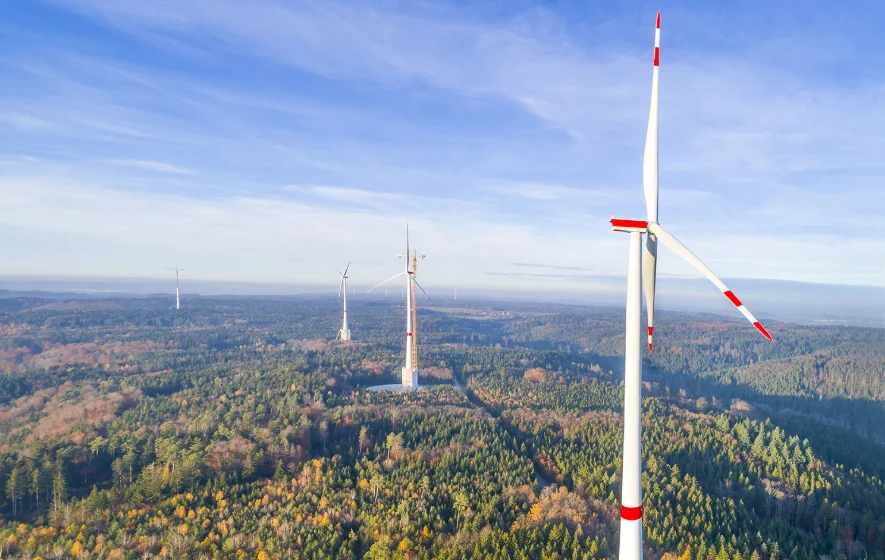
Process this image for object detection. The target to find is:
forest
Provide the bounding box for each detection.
[0,294,883,559]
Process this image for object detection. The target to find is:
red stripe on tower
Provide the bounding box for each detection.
[621,505,643,520]
[654,47,659,66]
[647,327,653,336]
[753,322,773,341]
[723,291,742,307]
[407,332,412,336]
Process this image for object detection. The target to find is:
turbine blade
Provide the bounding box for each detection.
[409,274,432,303]
[647,223,772,341]
[643,11,660,223]
[343,262,351,276]
[642,235,657,351]
[333,266,344,276]
[338,277,344,301]
[366,272,407,294]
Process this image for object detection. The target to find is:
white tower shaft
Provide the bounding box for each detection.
[342,277,348,331]
[175,270,180,311]
[619,230,644,560]
[402,270,416,386]
[340,276,351,341]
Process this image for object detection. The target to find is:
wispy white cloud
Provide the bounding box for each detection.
[483,182,613,202]
[0,0,882,297]
[110,159,195,175]
[283,184,472,215]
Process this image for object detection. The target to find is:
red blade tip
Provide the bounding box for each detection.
[656,11,660,29]
[753,322,773,341]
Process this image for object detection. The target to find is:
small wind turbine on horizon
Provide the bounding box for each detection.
[609,13,772,559]
[366,224,431,388]
[167,268,184,310]
[335,263,352,341]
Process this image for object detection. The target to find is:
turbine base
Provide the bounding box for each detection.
[339,329,351,341]
[401,367,418,388]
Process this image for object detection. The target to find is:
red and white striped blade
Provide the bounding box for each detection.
[647,223,772,341]
[643,11,660,223]
[643,234,657,351]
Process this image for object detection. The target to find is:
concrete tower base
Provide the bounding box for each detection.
[401,367,418,388]
[340,329,351,341]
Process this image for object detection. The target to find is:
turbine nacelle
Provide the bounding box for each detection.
[610,219,649,233]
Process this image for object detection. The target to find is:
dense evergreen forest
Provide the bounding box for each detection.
[0,295,883,559]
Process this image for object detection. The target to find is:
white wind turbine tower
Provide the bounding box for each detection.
[335,263,352,341]
[610,12,772,559]
[167,268,184,310]
[366,224,431,388]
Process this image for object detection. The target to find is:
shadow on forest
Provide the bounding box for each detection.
[436,312,885,483]
[580,349,885,481]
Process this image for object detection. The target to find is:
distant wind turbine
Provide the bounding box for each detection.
[366,224,430,388]
[335,263,352,341]
[609,13,772,559]
[167,268,184,310]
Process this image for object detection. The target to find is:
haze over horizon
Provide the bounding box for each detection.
[1,273,882,328]
[2,1,883,309]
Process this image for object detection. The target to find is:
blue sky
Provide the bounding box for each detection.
[1,1,883,304]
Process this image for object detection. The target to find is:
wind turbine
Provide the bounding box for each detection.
[609,12,772,559]
[167,268,184,310]
[366,224,431,388]
[335,264,352,341]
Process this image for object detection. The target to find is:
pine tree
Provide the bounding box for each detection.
[6,467,21,516]
[273,460,286,481]
[31,465,42,509]
[53,466,68,512]
[752,429,766,458]
[359,426,369,454]
[454,491,469,530]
